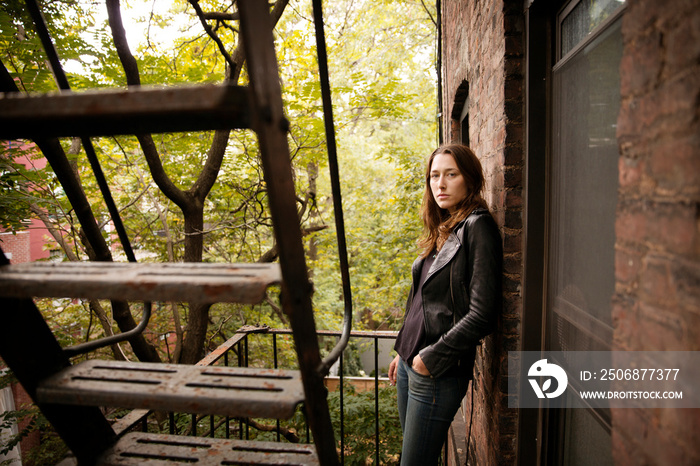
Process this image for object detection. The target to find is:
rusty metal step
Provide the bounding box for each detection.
[98,432,319,465]
[0,262,280,304]
[37,360,305,420]
[0,84,252,139]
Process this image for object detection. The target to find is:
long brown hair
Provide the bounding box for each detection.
[418,144,487,258]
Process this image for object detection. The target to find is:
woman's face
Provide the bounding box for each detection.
[429,152,468,213]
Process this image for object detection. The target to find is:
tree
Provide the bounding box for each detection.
[1,0,438,458]
[1,0,437,359]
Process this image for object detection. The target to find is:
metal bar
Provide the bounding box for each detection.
[63,302,152,357]
[81,137,138,262]
[274,333,281,442]
[197,326,269,367]
[25,0,137,263]
[0,262,281,304]
[0,84,252,139]
[112,408,152,436]
[24,0,69,89]
[312,0,353,377]
[245,334,249,367]
[340,351,345,465]
[269,327,399,340]
[375,337,380,465]
[245,334,250,440]
[237,0,338,463]
[238,340,244,440]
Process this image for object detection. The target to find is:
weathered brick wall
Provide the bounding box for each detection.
[613,0,700,464]
[441,0,524,464]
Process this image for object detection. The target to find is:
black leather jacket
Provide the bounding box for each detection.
[409,208,503,378]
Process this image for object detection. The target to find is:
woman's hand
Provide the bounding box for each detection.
[412,355,431,376]
[388,355,400,386]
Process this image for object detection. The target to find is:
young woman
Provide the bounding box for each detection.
[388,143,502,465]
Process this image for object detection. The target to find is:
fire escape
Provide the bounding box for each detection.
[0,0,351,464]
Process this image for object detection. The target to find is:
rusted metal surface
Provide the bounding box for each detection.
[0,262,280,304]
[0,84,252,139]
[196,325,270,367]
[113,326,270,436]
[271,327,399,340]
[238,0,339,464]
[37,360,304,419]
[110,409,152,437]
[99,432,319,465]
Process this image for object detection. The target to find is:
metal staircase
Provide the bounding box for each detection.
[0,0,348,464]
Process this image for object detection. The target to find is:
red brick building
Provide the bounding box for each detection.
[0,143,51,264]
[439,0,699,464]
[0,219,51,264]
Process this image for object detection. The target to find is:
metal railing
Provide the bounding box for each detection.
[112,326,400,464]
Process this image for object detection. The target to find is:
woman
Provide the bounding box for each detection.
[388,143,502,465]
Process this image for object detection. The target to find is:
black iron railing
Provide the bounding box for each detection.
[112,326,399,464]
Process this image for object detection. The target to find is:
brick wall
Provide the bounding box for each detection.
[0,222,52,263]
[613,0,700,464]
[10,384,40,463]
[0,231,32,263]
[441,0,524,464]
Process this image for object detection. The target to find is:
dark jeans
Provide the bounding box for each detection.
[396,357,468,466]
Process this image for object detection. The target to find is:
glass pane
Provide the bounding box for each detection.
[561,0,626,57]
[549,18,622,353]
[561,393,614,466]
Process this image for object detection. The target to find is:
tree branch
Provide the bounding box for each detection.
[105,0,191,209]
[187,0,237,70]
[29,204,79,261]
[105,0,140,86]
[419,0,437,27]
[265,294,288,326]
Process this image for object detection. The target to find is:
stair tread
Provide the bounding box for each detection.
[0,84,252,138]
[0,262,280,304]
[37,360,304,419]
[98,432,319,465]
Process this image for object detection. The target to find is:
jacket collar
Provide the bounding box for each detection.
[412,218,467,285]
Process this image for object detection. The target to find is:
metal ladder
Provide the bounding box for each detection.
[0,1,346,464]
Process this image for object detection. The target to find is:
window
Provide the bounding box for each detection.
[549,0,624,355]
[545,0,625,464]
[451,81,469,144]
